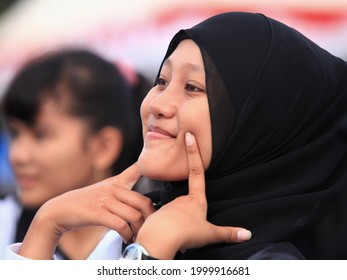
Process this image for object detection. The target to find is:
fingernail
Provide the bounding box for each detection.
[185,132,193,146]
[237,229,252,241]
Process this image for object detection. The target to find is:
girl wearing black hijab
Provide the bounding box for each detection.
[8,12,347,260]
[135,11,347,260]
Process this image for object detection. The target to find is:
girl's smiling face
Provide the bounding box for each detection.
[138,39,212,181]
[8,98,98,208]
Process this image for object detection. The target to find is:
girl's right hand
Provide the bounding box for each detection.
[18,163,155,259]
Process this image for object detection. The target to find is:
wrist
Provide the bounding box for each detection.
[135,229,181,260]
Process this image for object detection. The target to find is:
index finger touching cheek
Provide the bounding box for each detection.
[185,132,206,198]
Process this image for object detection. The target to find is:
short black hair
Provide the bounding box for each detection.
[1,49,142,174]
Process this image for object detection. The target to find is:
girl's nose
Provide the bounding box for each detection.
[148,87,177,119]
[9,137,33,166]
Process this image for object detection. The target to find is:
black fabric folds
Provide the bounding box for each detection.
[156,12,347,259]
[15,208,37,243]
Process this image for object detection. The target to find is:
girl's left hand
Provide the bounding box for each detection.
[135,132,252,259]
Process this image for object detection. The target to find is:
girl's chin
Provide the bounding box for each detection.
[137,153,189,181]
[138,165,188,182]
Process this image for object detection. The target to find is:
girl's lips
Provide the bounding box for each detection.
[146,131,174,140]
[147,126,176,139]
[16,175,37,190]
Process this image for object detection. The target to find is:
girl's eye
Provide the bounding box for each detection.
[154,77,168,89]
[185,83,203,92]
[33,128,49,140]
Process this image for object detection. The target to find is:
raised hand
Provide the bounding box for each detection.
[135,132,251,259]
[18,163,155,259]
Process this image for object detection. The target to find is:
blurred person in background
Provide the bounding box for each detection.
[0,48,152,259]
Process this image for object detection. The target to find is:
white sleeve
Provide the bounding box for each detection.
[87,230,123,260]
[5,243,27,260]
[5,230,123,260]
[5,243,57,260]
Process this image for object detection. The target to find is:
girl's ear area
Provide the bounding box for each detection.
[89,126,123,171]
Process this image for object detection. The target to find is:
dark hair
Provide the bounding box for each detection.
[1,49,142,174]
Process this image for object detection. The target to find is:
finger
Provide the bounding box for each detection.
[116,189,155,219]
[108,162,142,190]
[185,132,206,198]
[107,200,145,236]
[92,211,134,243]
[211,225,252,244]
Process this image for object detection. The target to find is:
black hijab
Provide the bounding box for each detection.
[155,12,347,259]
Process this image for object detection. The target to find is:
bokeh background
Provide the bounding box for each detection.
[1,0,347,196]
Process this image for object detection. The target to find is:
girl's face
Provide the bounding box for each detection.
[138,39,212,181]
[8,99,97,208]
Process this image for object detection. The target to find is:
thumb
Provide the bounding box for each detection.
[212,225,252,244]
